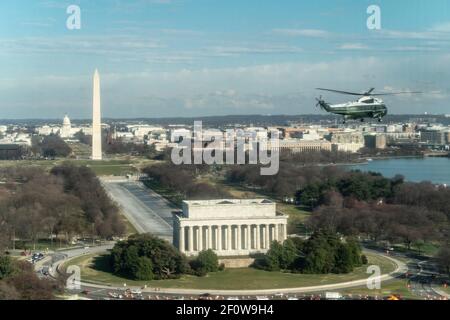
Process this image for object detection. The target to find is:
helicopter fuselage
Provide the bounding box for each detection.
[320,96,387,120]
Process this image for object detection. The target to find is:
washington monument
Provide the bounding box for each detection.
[92,69,102,160]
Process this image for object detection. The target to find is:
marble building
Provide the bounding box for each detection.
[173,199,288,257]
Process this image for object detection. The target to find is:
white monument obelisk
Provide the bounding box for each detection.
[92,69,102,160]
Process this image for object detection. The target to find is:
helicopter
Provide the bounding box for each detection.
[315,88,421,123]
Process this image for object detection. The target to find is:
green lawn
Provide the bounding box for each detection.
[338,279,420,300]
[391,243,440,257]
[277,204,312,235]
[0,158,138,176]
[66,252,396,290]
[0,160,58,170]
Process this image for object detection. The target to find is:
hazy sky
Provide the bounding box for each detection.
[1,0,450,118]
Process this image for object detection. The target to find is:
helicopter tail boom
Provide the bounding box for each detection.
[315,96,331,112]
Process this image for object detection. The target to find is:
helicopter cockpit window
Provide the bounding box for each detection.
[361,98,374,104]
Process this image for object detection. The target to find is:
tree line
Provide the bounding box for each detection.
[0,255,62,300]
[142,163,232,205]
[31,134,72,158]
[254,230,366,274]
[110,234,221,280]
[0,164,125,251]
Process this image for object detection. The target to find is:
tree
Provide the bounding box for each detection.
[0,255,14,280]
[280,239,298,269]
[297,184,322,208]
[437,245,450,276]
[6,261,56,300]
[0,281,20,300]
[333,244,354,273]
[259,241,283,271]
[110,234,189,280]
[191,249,220,276]
[36,134,71,158]
[255,239,299,271]
[135,257,154,280]
[258,231,364,275]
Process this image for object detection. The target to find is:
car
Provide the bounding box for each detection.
[131,289,142,295]
[41,266,50,276]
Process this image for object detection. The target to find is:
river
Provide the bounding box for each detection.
[349,157,450,185]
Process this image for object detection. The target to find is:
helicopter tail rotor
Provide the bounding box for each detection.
[315,95,326,110]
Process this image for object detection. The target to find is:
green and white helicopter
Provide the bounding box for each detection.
[315,88,421,123]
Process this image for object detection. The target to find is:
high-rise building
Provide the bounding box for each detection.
[92,69,102,160]
[364,134,387,149]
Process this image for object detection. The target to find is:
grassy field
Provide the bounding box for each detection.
[66,252,396,290]
[277,204,312,235]
[391,243,440,257]
[338,278,419,300]
[0,158,138,176]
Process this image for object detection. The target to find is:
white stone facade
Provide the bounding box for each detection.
[173,199,288,257]
[92,69,102,160]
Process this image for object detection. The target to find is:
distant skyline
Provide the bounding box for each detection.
[1,0,450,118]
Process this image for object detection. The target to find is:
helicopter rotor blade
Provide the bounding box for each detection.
[365,88,375,95]
[316,87,422,96]
[316,88,366,96]
[370,91,422,96]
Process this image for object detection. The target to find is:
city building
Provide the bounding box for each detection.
[173,199,288,257]
[60,115,72,138]
[327,131,365,153]
[269,139,332,153]
[420,128,449,146]
[364,134,387,149]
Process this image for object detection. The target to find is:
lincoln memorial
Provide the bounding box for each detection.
[173,199,288,257]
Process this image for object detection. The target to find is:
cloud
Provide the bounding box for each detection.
[339,43,369,50]
[2,54,449,119]
[0,36,164,56]
[207,45,303,55]
[38,0,71,9]
[429,22,450,33]
[272,28,332,38]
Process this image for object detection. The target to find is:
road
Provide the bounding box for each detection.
[407,259,446,299]
[101,178,174,241]
[46,246,413,300]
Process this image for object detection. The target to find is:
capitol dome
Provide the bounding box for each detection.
[63,115,71,126]
[61,115,72,138]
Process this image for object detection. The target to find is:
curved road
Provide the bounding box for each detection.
[49,246,410,299]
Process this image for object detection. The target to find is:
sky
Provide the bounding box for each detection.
[1,0,450,119]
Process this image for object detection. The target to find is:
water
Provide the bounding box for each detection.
[349,157,450,185]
